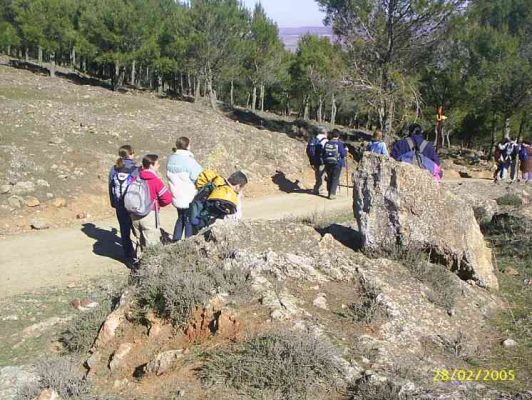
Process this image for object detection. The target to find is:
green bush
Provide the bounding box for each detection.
[134,240,251,327]
[495,194,523,206]
[200,331,344,400]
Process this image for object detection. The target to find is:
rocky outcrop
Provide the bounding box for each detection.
[352,153,498,289]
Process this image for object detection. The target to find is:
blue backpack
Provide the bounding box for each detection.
[306,136,326,165]
[519,146,529,162]
[398,138,440,178]
[111,165,138,205]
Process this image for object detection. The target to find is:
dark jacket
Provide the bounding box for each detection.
[109,158,138,208]
[322,139,348,168]
[391,134,440,166]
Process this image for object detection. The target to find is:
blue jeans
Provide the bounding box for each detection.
[116,206,135,260]
[325,164,343,197]
[173,208,193,241]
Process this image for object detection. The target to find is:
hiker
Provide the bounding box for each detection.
[367,129,389,156]
[519,140,532,183]
[188,170,248,232]
[391,124,441,181]
[509,138,520,182]
[493,138,512,183]
[109,145,138,265]
[306,127,328,195]
[321,130,347,200]
[130,154,172,248]
[166,137,203,241]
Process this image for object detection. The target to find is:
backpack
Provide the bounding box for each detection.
[188,170,238,230]
[306,136,326,165]
[111,165,138,205]
[398,138,441,180]
[519,146,529,162]
[322,142,340,165]
[123,177,153,217]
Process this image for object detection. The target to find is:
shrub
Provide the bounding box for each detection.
[200,331,344,400]
[60,301,111,354]
[343,280,387,324]
[349,377,415,400]
[495,194,523,206]
[134,240,251,327]
[17,357,90,399]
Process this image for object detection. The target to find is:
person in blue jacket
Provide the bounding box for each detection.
[321,130,348,199]
[367,129,389,156]
[391,124,440,166]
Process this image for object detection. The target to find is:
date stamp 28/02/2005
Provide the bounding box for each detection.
[433,369,515,383]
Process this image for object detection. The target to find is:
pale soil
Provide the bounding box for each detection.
[0,191,352,298]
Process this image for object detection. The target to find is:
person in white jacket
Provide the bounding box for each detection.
[166,137,203,240]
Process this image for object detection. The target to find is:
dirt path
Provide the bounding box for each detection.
[0,192,352,298]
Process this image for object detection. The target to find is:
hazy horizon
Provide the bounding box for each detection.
[242,0,326,28]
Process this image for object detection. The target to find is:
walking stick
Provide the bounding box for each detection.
[345,159,349,197]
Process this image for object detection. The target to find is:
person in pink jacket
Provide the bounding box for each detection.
[131,154,172,249]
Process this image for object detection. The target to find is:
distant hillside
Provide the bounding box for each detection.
[279,26,334,52]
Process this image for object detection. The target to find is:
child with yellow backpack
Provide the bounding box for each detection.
[188,170,248,233]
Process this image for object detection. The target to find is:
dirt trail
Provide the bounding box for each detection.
[0,192,352,298]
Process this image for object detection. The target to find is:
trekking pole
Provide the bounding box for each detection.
[345,160,349,197]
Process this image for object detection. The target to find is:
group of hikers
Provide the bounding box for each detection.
[306,123,442,195]
[493,138,532,184]
[109,138,247,267]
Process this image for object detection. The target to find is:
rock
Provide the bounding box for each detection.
[76,212,86,219]
[113,378,129,389]
[52,197,66,208]
[30,219,49,230]
[0,185,10,194]
[0,366,38,400]
[7,196,22,209]
[46,193,54,199]
[313,293,328,310]
[70,298,99,311]
[36,179,50,187]
[92,291,131,349]
[12,181,35,195]
[503,267,519,276]
[36,388,61,400]
[502,339,517,348]
[1,315,18,321]
[184,306,240,342]
[24,196,40,207]
[144,350,184,376]
[49,137,64,145]
[353,153,498,290]
[109,342,133,371]
[86,351,101,370]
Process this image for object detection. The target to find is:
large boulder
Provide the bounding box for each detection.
[352,153,498,290]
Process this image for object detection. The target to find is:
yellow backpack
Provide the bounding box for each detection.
[196,169,226,190]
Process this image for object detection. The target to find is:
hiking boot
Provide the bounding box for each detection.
[329,194,336,200]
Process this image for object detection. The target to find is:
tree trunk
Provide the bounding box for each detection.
[49,52,56,77]
[25,47,30,62]
[260,84,265,112]
[246,92,250,109]
[38,46,42,65]
[112,61,120,90]
[251,86,257,111]
[194,77,201,101]
[187,73,191,96]
[504,117,511,139]
[82,58,87,73]
[517,112,526,141]
[230,80,234,107]
[7,45,11,56]
[331,93,337,126]
[157,75,163,95]
[384,100,394,138]
[317,95,323,123]
[205,64,217,109]
[131,60,136,86]
[303,95,310,120]
[179,73,184,95]
[71,48,76,68]
[488,114,497,159]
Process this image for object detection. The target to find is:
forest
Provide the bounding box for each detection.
[0,0,530,148]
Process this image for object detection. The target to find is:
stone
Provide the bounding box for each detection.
[70,298,99,311]
[86,351,101,369]
[113,378,129,389]
[12,181,35,195]
[109,342,133,371]
[24,196,40,207]
[502,339,517,348]
[0,185,10,194]
[36,388,61,400]
[46,193,54,199]
[76,212,87,219]
[312,293,328,310]
[49,137,64,145]
[144,350,184,376]
[30,219,49,230]
[36,179,50,187]
[7,196,22,209]
[503,267,519,276]
[353,153,498,290]
[52,197,67,208]
[92,291,130,349]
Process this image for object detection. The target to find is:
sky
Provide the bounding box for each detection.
[241,0,325,28]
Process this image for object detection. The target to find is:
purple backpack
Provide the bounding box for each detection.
[398,138,441,179]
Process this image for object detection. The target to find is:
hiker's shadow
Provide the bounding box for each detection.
[81,223,126,264]
[272,170,312,194]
